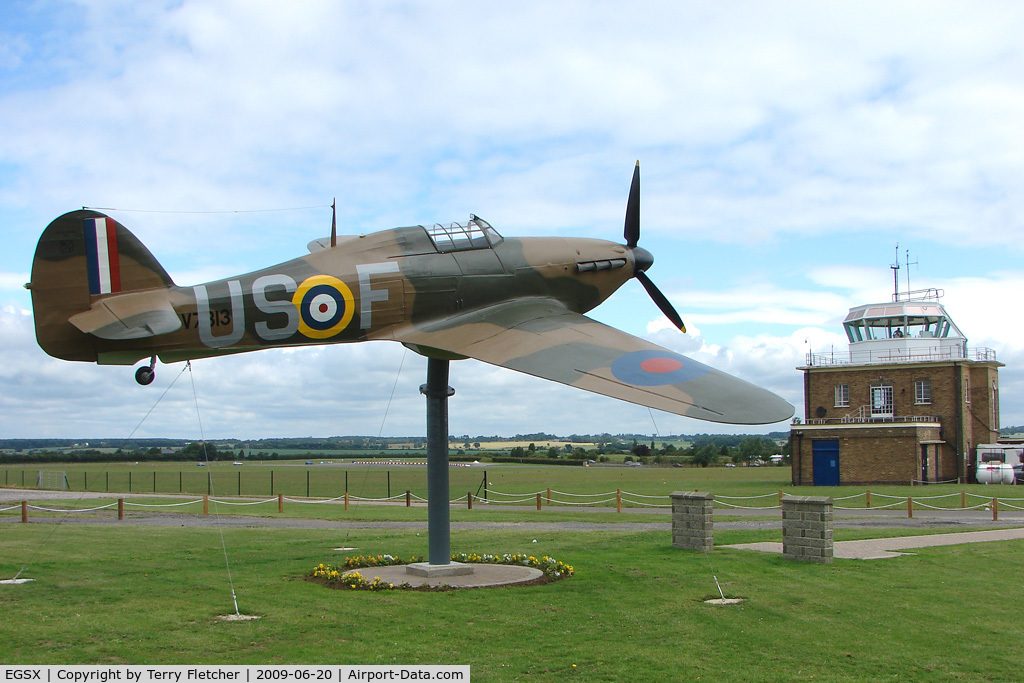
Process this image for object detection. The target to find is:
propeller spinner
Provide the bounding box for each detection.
[624,162,686,333]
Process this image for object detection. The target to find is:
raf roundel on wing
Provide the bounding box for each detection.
[610,349,709,387]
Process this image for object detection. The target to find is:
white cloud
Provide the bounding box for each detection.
[2,1,1024,437]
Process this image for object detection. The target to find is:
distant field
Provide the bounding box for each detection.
[0,460,791,500]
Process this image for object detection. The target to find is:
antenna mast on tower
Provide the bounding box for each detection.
[890,244,900,301]
[904,248,918,296]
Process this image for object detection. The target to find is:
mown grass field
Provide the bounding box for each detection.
[2,463,1024,680]
[1,520,1022,681]
[2,460,794,499]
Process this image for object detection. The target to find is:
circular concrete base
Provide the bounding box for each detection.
[704,598,744,605]
[346,563,543,589]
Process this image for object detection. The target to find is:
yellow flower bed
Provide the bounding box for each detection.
[309,552,574,590]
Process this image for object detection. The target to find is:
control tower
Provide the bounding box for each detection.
[791,287,1001,485]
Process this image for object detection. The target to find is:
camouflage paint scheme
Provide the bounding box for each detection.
[28,209,793,425]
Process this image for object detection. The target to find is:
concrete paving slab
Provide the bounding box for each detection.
[723,527,1024,560]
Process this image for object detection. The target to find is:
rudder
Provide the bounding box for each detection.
[29,210,175,361]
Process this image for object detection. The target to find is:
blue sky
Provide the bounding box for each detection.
[2,0,1023,439]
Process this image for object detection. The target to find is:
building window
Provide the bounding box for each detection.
[914,380,931,405]
[965,377,971,405]
[870,383,894,418]
[834,384,850,407]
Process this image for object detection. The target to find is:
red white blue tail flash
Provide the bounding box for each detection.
[83,217,121,295]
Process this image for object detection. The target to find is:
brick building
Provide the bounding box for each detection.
[790,289,1002,485]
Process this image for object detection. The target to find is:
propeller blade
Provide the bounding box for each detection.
[624,161,640,248]
[636,270,686,333]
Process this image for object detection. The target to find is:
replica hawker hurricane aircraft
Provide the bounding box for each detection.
[28,164,792,425]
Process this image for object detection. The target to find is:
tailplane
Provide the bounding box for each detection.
[29,210,175,361]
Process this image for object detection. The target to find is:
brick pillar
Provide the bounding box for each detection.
[782,495,833,563]
[670,491,714,551]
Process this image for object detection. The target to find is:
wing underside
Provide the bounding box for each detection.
[385,298,793,425]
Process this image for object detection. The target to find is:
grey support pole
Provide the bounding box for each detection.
[422,358,454,565]
[407,357,473,578]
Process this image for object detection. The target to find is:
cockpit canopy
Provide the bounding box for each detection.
[424,215,502,253]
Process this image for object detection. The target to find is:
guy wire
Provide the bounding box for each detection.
[83,204,331,215]
[187,361,241,617]
[10,362,190,582]
[702,546,727,601]
[341,348,409,551]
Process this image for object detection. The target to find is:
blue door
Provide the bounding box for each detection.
[812,440,840,486]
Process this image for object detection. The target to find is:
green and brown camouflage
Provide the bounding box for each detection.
[28,169,793,425]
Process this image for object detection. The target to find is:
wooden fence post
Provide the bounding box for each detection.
[118,498,124,521]
[278,493,284,513]
[21,500,27,523]
[616,489,622,513]
[866,490,871,508]
[961,490,966,508]
[203,495,209,516]
[546,487,552,505]
[406,490,411,507]
[907,496,913,518]
[344,491,349,511]
[778,489,784,506]
[536,493,542,511]
[467,492,473,510]
[993,497,998,522]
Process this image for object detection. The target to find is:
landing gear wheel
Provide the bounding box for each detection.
[135,366,155,386]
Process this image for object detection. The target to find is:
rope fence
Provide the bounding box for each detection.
[5,485,1024,521]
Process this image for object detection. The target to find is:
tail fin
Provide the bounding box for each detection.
[29,210,175,361]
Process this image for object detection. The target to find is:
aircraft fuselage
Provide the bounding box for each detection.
[88,224,637,365]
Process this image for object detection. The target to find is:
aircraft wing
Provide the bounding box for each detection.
[387,298,793,425]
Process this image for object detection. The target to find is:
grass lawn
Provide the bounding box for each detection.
[1,520,1021,681]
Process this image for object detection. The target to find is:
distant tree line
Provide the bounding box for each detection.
[1,432,790,467]
[0,444,220,465]
[497,434,786,468]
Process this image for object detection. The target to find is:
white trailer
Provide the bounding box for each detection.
[976,444,1023,484]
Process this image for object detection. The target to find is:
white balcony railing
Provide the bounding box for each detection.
[806,346,997,367]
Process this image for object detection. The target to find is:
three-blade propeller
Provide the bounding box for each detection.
[623,162,686,333]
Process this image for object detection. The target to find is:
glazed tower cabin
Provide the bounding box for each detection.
[790,288,1001,486]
